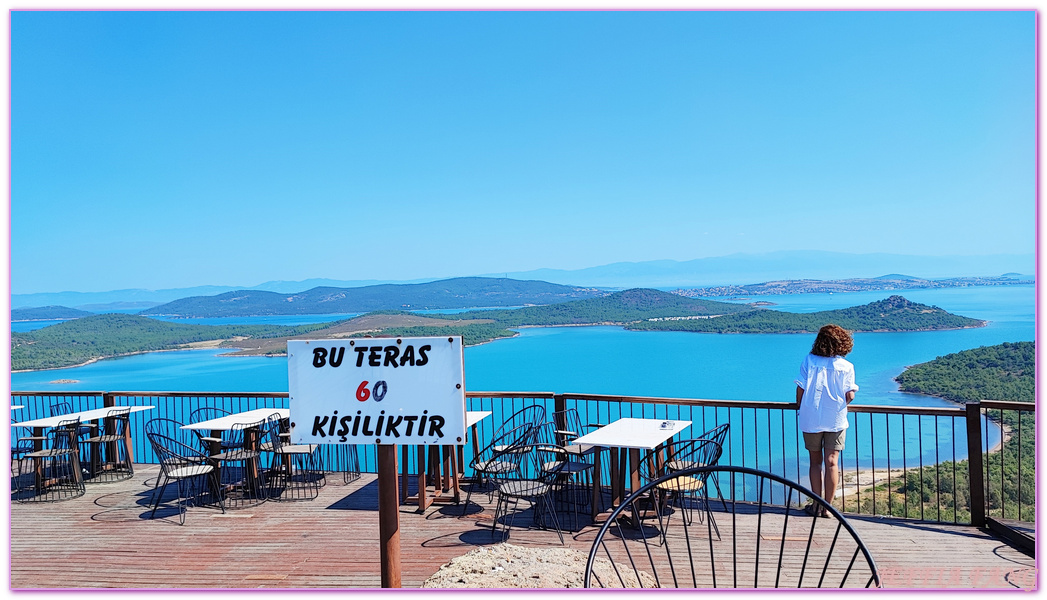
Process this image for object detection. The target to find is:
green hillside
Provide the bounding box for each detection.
[139,277,605,317]
[11,314,332,371]
[627,295,984,333]
[440,288,753,326]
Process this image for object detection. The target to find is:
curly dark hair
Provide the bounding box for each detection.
[811,324,854,357]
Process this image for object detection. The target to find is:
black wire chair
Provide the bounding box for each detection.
[14,418,86,503]
[11,419,37,478]
[535,421,596,531]
[209,417,269,508]
[145,417,206,488]
[263,412,325,501]
[83,407,135,483]
[338,444,362,484]
[584,466,881,589]
[146,431,225,525]
[461,422,537,516]
[49,401,94,465]
[492,442,566,545]
[637,438,725,540]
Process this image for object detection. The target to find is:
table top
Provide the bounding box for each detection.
[14,405,156,429]
[466,410,491,428]
[182,408,290,431]
[572,417,692,451]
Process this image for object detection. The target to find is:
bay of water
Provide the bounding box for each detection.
[12,286,1032,472]
[13,286,1033,401]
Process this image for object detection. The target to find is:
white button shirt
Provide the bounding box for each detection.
[795,353,859,433]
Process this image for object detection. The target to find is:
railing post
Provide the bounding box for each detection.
[102,392,115,409]
[965,402,986,527]
[554,393,566,416]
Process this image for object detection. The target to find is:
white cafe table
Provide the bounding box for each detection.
[180,408,290,434]
[572,417,692,520]
[14,405,156,488]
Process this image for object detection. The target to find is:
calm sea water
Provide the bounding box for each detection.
[12,286,1031,470]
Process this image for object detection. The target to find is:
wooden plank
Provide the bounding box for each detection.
[9,465,1034,590]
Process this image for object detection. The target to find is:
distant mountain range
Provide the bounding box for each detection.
[10,250,1034,310]
[489,251,1035,288]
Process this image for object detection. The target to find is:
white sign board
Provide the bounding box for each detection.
[288,336,466,445]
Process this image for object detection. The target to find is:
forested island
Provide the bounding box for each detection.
[844,342,1034,522]
[13,289,985,371]
[628,294,984,333]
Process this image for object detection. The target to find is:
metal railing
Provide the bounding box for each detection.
[11,390,1032,528]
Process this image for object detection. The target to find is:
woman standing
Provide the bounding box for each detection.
[795,324,858,517]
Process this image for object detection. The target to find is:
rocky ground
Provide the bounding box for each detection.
[421,543,656,588]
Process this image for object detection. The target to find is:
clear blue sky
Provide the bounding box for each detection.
[10,10,1035,294]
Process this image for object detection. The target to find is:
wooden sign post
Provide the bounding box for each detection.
[287,336,466,589]
[377,444,401,588]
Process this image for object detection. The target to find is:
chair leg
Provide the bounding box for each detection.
[151,477,172,520]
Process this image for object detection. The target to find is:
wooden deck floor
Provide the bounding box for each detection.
[9,467,1035,590]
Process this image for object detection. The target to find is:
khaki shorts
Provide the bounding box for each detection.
[803,430,846,453]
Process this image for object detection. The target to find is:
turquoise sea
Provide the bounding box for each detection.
[11,285,1032,472]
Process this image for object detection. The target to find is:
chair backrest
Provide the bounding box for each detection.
[189,407,235,445]
[146,417,200,450]
[584,466,881,589]
[638,438,721,484]
[104,407,131,436]
[189,407,230,423]
[146,431,209,476]
[550,409,586,446]
[695,423,730,451]
[52,418,81,451]
[492,405,546,442]
[49,402,73,417]
[261,412,286,452]
[470,422,536,473]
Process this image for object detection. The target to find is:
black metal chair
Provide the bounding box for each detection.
[49,401,94,465]
[491,442,566,545]
[14,418,86,503]
[637,438,724,541]
[338,444,362,484]
[145,417,206,489]
[11,420,36,478]
[209,417,268,508]
[584,466,881,589]
[146,431,225,525]
[550,408,602,459]
[535,421,596,530]
[83,407,134,483]
[461,422,536,516]
[263,413,325,501]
